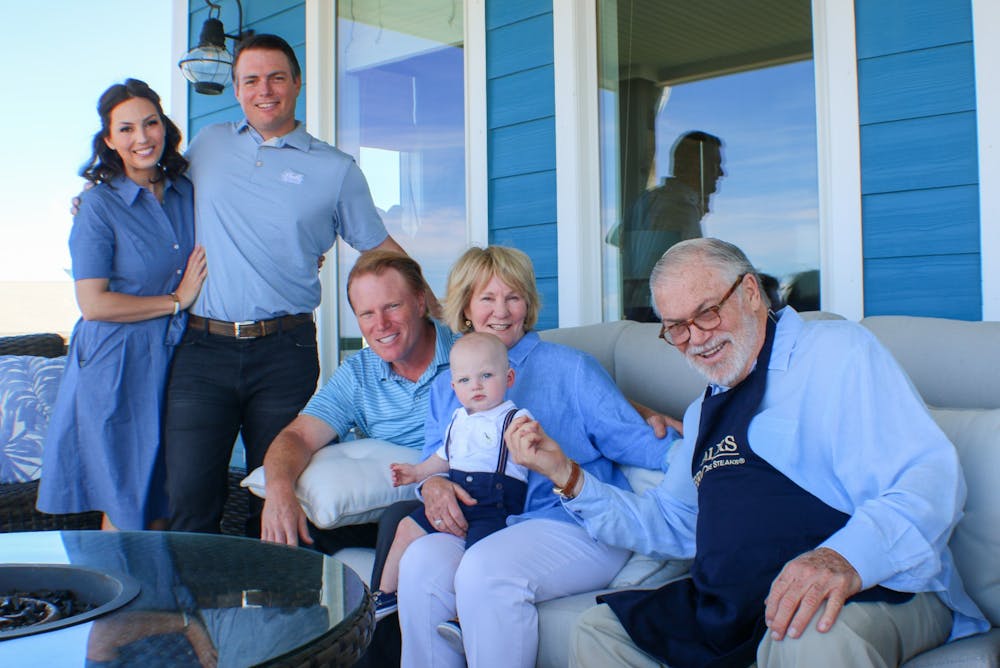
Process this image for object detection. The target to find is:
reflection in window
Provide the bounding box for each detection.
[336,1,465,350]
[598,0,820,321]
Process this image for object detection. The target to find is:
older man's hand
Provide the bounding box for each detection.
[421,475,473,538]
[505,416,576,487]
[764,547,862,640]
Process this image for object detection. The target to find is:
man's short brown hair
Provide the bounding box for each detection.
[346,250,429,315]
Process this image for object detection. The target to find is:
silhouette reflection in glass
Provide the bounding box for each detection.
[617,131,724,322]
[55,533,329,668]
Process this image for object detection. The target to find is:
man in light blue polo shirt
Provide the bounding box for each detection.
[260,251,457,549]
[165,34,415,535]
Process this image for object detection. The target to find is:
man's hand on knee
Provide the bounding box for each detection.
[764,547,862,641]
[261,495,313,547]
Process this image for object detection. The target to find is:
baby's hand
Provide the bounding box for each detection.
[390,462,416,487]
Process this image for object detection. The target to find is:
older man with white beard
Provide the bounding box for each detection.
[507,238,987,668]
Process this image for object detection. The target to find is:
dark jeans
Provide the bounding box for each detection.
[164,321,319,535]
[307,500,421,668]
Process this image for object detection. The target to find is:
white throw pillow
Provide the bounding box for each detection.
[241,438,423,529]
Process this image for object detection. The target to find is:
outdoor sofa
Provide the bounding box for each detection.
[333,313,1000,667]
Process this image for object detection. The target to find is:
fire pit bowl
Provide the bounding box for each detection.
[0,564,140,639]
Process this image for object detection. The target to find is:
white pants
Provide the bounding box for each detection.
[398,518,630,668]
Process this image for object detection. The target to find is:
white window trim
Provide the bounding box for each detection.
[170,3,190,142]
[466,0,489,248]
[973,0,999,321]
[553,0,864,325]
[812,0,863,321]
[553,0,603,327]
[306,0,340,383]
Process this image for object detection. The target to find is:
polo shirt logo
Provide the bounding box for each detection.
[693,434,746,488]
[281,169,304,185]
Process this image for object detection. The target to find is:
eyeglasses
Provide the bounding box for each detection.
[658,274,746,346]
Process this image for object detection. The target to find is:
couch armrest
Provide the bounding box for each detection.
[902,628,1000,667]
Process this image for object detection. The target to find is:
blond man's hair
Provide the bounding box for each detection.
[346,250,429,316]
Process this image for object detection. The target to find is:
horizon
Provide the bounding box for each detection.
[0,2,173,335]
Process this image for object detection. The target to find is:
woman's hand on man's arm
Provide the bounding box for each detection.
[629,399,683,438]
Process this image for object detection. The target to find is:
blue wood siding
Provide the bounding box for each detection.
[855,0,981,320]
[490,172,557,230]
[485,0,558,329]
[186,1,305,138]
[864,254,981,320]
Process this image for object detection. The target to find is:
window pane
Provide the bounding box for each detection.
[335,1,466,351]
[598,0,820,321]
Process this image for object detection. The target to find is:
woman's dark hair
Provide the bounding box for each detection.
[80,78,187,184]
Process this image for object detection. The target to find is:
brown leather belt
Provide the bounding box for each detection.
[198,588,322,609]
[188,313,313,339]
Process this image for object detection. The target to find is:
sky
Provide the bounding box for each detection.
[0,2,173,283]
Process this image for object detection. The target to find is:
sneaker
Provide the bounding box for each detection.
[436,618,464,654]
[371,590,397,621]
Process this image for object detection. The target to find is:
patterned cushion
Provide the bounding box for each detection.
[0,355,66,483]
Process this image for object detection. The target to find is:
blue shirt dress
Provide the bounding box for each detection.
[37,175,195,529]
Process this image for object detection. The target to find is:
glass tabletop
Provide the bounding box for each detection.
[0,530,373,667]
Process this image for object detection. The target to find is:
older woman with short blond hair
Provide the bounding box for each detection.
[396,245,678,667]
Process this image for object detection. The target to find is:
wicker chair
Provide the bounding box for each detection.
[0,333,250,535]
[0,333,101,532]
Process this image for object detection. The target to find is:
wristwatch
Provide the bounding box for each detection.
[552,460,582,500]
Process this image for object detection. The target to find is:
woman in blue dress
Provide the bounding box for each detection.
[38,79,206,530]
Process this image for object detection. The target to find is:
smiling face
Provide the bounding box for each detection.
[103,97,165,184]
[464,274,528,349]
[653,261,766,387]
[233,47,301,140]
[450,333,514,414]
[349,268,429,369]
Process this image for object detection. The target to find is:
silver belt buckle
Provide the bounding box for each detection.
[241,589,265,608]
[233,320,257,339]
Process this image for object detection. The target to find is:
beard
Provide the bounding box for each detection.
[683,308,761,387]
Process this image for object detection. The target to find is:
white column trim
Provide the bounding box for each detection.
[465,0,489,247]
[973,0,1000,321]
[305,0,335,143]
[812,0,864,321]
[171,1,190,143]
[306,0,340,383]
[553,0,602,327]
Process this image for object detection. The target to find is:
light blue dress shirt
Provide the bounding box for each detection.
[564,308,988,641]
[423,331,676,525]
[185,120,388,321]
[301,320,457,449]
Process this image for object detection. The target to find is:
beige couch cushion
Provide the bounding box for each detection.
[929,407,1000,626]
[863,316,1000,410]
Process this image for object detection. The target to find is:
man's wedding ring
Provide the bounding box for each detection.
[434,519,444,526]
